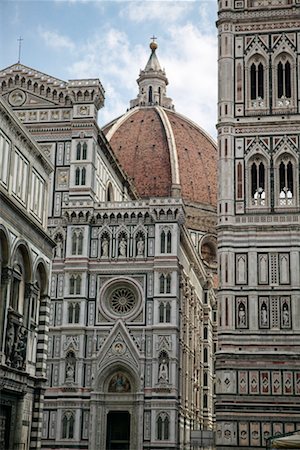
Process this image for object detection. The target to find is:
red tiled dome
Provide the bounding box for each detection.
[103,106,217,207]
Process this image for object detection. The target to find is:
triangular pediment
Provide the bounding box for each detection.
[0,63,67,86]
[97,320,140,374]
[2,90,61,108]
[0,63,71,108]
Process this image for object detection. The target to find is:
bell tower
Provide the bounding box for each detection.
[216,0,300,448]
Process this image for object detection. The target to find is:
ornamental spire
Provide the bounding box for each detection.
[130,40,174,110]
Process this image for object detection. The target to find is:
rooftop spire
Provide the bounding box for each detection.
[130,39,174,110]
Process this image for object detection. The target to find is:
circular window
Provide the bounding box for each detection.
[99,277,143,321]
[110,287,136,314]
[199,235,217,267]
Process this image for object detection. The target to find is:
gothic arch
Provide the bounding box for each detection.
[245,151,270,209]
[245,53,268,110]
[96,361,140,393]
[272,51,295,108]
[273,151,297,207]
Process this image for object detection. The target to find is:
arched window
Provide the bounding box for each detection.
[159,274,165,294]
[166,274,171,293]
[72,230,84,255]
[165,302,171,322]
[277,60,291,99]
[148,86,153,103]
[68,303,80,324]
[82,142,87,159]
[250,61,264,103]
[159,302,171,323]
[237,162,243,199]
[159,303,165,322]
[81,167,86,185]
[160,230,166,253]
[203,393,208,409]
[69,275,81,295]
[158,86,161,105]
[62,412,75,439]
[204,326,208,340]
[75,167,80,185]
[251,160,265,205]
[74,303,80,323]
[76,143,81,160]
[166,231,172,253]
[68,303,74,323]
[157,413,170,440]
[204,347,208,363]
[69,276,75,295]
[278,156,294,206]
[75,167,86,186]
[106,183,114,202]
[204,372,208,386]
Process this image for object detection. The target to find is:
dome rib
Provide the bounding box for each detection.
[155,106,181,196]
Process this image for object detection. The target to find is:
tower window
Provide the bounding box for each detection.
[277,60,291,99]
[278,157,294,206]
[250,62,264,103]
[251,160,265,206]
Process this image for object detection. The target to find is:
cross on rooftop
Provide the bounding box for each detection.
[17,36,23,63]
[150,35,157,43]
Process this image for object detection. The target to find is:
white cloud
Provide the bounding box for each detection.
[120,1,194,23]
[38,28,75,51]
[68,20,217,137]
[161,23,217,137]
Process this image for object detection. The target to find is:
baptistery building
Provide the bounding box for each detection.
[0,42,217,450]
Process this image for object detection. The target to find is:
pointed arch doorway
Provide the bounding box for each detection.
[106,411,130,450]
[90,365,143,450]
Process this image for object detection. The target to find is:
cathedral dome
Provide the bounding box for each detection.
[103,42,217,208]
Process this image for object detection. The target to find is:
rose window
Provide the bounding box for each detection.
[110,287,136,314]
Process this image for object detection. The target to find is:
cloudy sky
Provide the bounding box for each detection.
[1,0,217,137]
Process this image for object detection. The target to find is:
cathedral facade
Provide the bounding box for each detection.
[216,0,300,448]
[0,42,217,450]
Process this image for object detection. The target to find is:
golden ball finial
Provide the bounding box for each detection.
[150,36,158,51]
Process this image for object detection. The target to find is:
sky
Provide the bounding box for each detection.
[0,0,218,138]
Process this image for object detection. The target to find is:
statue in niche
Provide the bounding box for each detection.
[119,237,127,257]
[5,321,15,365]
[108,372,131,392]
[137,236,144,256]
[237,302,246,327]
[66,361,75,383]
[158,359,169,383]
[282,303,290,326]
[260,302,268,326]
[12,327,27,370]
[55,238,63,259]
[101,237,109,257]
